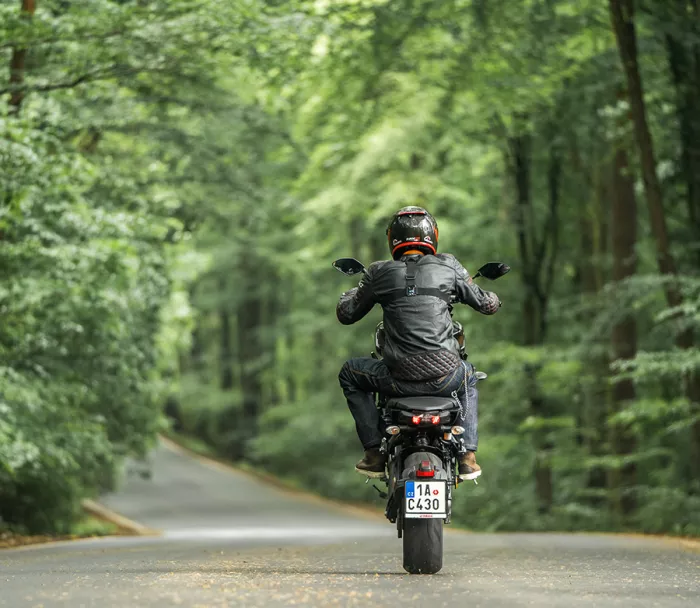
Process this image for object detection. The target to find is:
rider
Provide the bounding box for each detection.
[337,206,501,480]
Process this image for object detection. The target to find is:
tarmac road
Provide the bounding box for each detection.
[1,439,698,607]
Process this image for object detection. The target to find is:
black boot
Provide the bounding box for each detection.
[355,448,386,478]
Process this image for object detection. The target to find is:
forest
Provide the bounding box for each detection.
[1,0,699,537]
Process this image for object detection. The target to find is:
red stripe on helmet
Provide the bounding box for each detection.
[391,241,436,255]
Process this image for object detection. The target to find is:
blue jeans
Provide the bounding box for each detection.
[338,358,478,451]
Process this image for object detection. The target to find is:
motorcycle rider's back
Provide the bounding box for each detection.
[337,258,499,479]
[339,253,498,381]
[337,206,500,478]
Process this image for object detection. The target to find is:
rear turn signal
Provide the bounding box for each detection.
[386,425,401,435]
[451,426,465,435]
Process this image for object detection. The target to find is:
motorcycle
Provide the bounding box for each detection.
[333,257,510,574]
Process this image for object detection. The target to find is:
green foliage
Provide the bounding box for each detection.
[0,0,246,533]
[172,0,700,537]
[162,0,700,537]
[4,0,700,537]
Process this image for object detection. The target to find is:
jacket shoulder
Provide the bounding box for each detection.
[365,259,393,277]
[368,260,391,271]
[433,253,460,268]
[433,253,470,278]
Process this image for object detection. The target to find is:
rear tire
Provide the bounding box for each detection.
[402,517,443,574]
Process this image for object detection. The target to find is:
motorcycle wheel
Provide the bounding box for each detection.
[402,517,443,574]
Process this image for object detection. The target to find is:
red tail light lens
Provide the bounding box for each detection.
[416,460,435,478]
[430,415,441,424]
[411,415,422,425]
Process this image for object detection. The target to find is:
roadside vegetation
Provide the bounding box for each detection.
[2,0,699,537]
[0,515,119,549]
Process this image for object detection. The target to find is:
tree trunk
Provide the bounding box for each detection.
[609,0,700,484]
[579,163,611,503]
[608,0,681,304]
[182,284,202,374]
[264,278,281,408]
[370,219,387,263]
[511,132,553,514]
[285,279,299,404]
[609,145,638,519]
[665,0,700,257]
[350,216,364,261]
[218,277,234,391]
[238,283,263,431]
[8,0,37,112]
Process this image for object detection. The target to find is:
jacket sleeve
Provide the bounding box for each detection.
[336,264,377,325]
[451,257,501,315]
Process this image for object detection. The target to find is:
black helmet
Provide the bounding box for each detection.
[386,206,438,260]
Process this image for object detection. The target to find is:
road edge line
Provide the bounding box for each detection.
[81,499,160,537]
[0,501,158,553]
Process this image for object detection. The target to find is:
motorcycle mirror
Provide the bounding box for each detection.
[474,262,510,280]
[332,257,366,276]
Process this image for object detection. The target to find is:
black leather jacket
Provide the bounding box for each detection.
[337,253,500,381]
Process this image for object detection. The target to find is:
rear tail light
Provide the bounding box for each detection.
[416,460,435,478]
[409,413,443,425]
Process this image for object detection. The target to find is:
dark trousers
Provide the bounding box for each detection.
[338,357,478,451]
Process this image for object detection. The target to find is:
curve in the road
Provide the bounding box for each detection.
[1,437,698,608]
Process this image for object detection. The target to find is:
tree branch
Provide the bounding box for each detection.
[0,64,188,97]
[0,29,128,51]
[2,71,97,97]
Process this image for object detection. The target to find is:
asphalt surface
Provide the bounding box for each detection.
[1,439,698,607]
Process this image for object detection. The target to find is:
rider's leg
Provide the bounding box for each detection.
[456,365,481,479]
[338,357,393,476]
[430,362,481,479]
[457,367,478,451]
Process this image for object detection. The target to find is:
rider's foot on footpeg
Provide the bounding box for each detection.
[355,448,386,478]
[458,451,482,481]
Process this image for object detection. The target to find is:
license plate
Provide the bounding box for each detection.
[404,481,447,519]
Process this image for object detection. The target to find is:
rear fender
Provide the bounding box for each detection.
[385,451,448,523]
[402,452,447,480]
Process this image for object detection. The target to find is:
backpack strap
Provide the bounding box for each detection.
[405,258,418,296]
[383,259,452,304]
